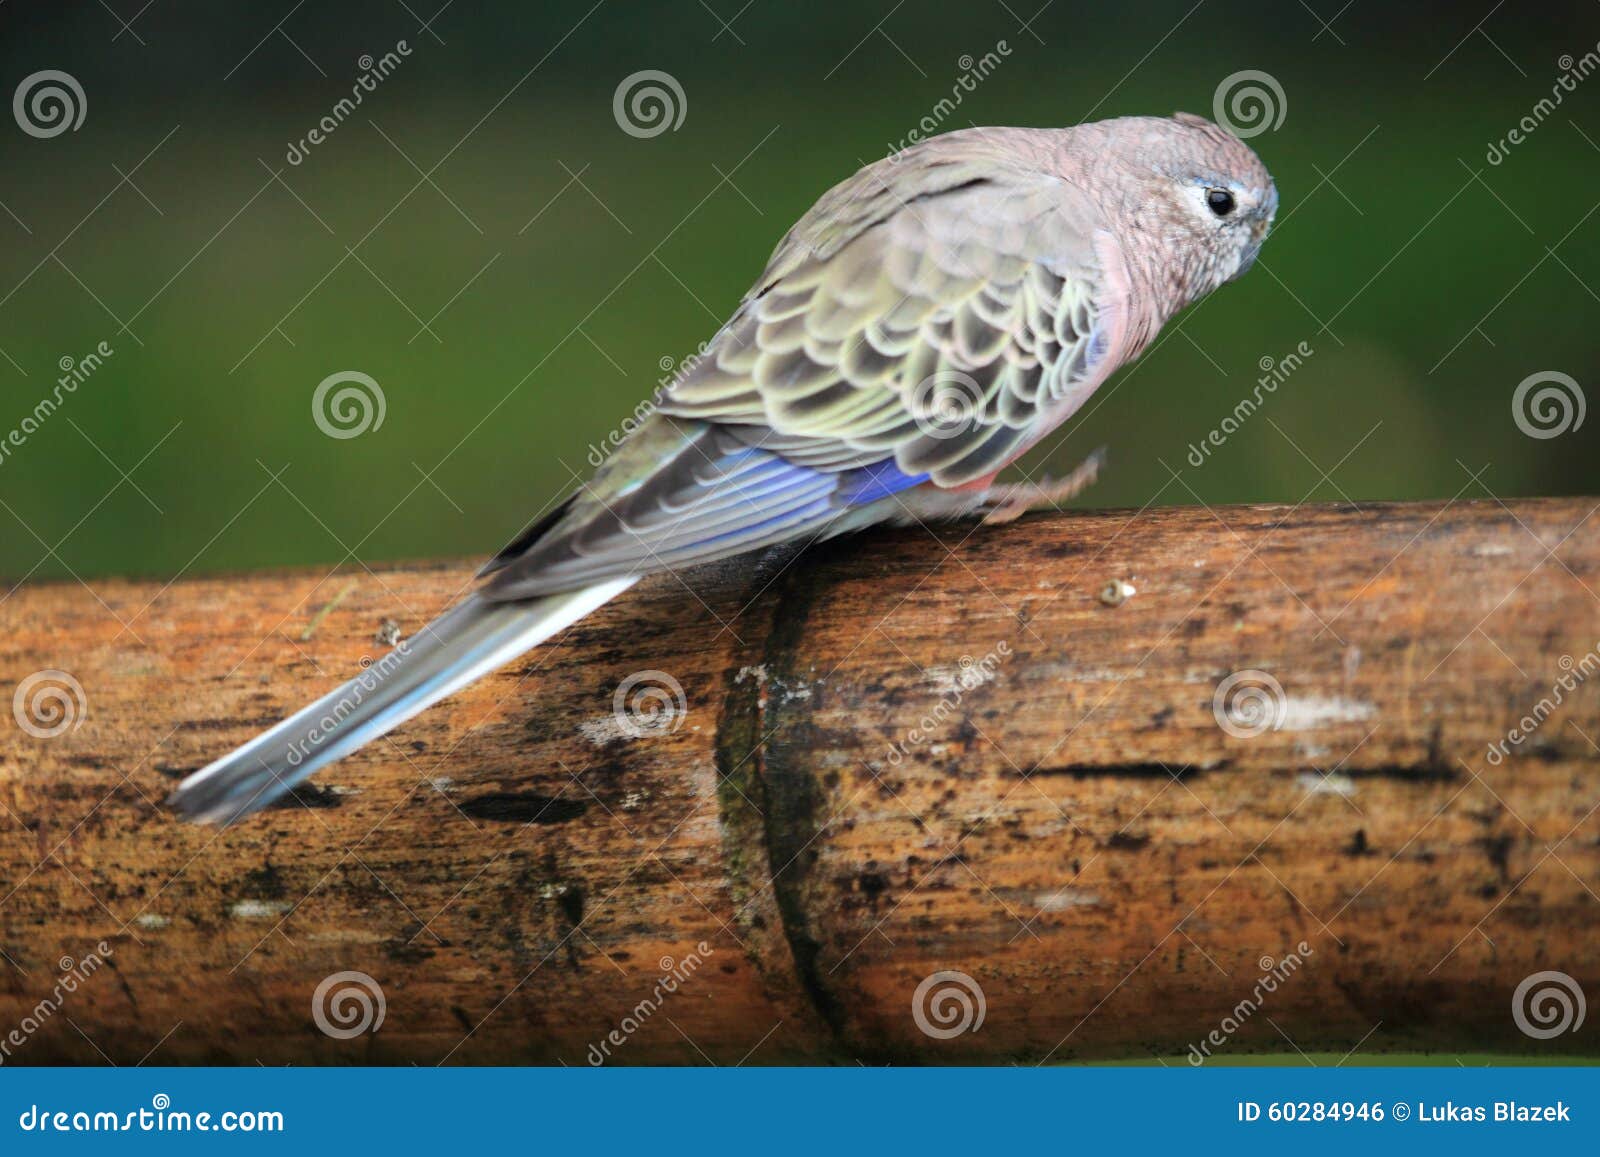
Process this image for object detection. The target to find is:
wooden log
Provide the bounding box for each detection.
[0,497,1597,1065]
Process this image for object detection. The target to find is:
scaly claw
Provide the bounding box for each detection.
[978,447,1108,525]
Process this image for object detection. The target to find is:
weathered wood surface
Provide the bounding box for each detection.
[0,498,1597,1065]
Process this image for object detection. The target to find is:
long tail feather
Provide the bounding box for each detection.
[169,578,636,824]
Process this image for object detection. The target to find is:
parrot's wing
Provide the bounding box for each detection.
[659,141,1109,486]
[481,132,1111,600]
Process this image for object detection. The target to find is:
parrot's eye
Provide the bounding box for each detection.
[1206,188,1236,217]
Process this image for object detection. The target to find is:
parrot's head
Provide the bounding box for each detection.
[1097,112,1279,307]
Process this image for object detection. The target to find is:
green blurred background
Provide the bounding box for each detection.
[0,0,1597,583]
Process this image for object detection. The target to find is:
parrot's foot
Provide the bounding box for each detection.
[977,447,1107,525]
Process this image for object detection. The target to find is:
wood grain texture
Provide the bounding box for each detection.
[0,498,1597,1065]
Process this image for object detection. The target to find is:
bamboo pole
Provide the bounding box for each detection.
[0,498,1596,1064]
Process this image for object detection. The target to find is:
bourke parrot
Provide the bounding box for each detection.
[172,113,1277,824]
